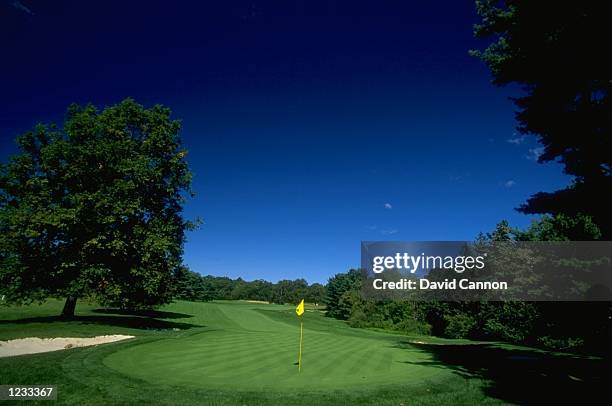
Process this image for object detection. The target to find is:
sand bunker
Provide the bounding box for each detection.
[0,335,135,357]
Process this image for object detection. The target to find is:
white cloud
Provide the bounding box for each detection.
[448,171,471,183]
[526,147,544,161]
[381,229,399,235]
[504,180,516,188]
[384,203,392,210]
[11,1,33,15]
[507,135,526,145]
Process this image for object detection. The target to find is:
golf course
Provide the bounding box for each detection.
[1,300,607,405]
[103,301,444,390]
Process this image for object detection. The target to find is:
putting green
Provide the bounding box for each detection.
[103,301,446,391]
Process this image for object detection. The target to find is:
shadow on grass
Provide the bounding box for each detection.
[0,314,199,331]
[401,341,610,405]
[91,308,193,319]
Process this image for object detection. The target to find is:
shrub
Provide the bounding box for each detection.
[394,318,431,335]
[444,313,476,338]
[537,336,585,352]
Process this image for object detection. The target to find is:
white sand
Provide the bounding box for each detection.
[0,335,135,357]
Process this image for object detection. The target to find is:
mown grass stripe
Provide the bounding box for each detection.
[102,301,450,390]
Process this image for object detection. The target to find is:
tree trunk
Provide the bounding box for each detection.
[61,296,77,317]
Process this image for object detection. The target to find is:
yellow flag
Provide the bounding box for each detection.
[295,299,305,316]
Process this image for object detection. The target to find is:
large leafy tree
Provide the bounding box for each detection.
[472,1,611,237]
[0,99,194,316]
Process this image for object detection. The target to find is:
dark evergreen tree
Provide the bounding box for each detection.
[472,1,611,236]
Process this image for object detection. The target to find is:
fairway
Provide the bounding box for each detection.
[103,301,444,390]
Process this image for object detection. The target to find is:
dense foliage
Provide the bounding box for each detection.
[324,269,362,319]
[0,99,194,315]
[324,219,611,353]
[471,1,611,237]
[174,267,326,305]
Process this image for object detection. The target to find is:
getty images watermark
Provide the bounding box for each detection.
[360,241,612,301]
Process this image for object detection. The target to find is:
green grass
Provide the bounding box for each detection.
[104,301,445,390]
[1,300,608,405]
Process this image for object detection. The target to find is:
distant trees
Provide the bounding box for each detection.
[173,267,215,302]
[325,269,431,334]
[418,220,610,351]
[322,220,610,352]
[272,279,308,304]
[472,1,611,237]
[306,283,326,305]
[173,271,324,305]
[516,214,602,242]
[0,99,194,316]
[230,278,275,302]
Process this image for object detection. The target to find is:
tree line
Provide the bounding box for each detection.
[324,219,609,354]
[174,267,326,305]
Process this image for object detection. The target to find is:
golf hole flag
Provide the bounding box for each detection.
[296,299,305,316]
[296,299,305,371]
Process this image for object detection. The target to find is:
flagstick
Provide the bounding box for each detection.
[298,319,303,372]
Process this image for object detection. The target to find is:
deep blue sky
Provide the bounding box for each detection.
[0,1,570,283]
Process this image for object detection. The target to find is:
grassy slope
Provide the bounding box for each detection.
[0,300,608,405]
